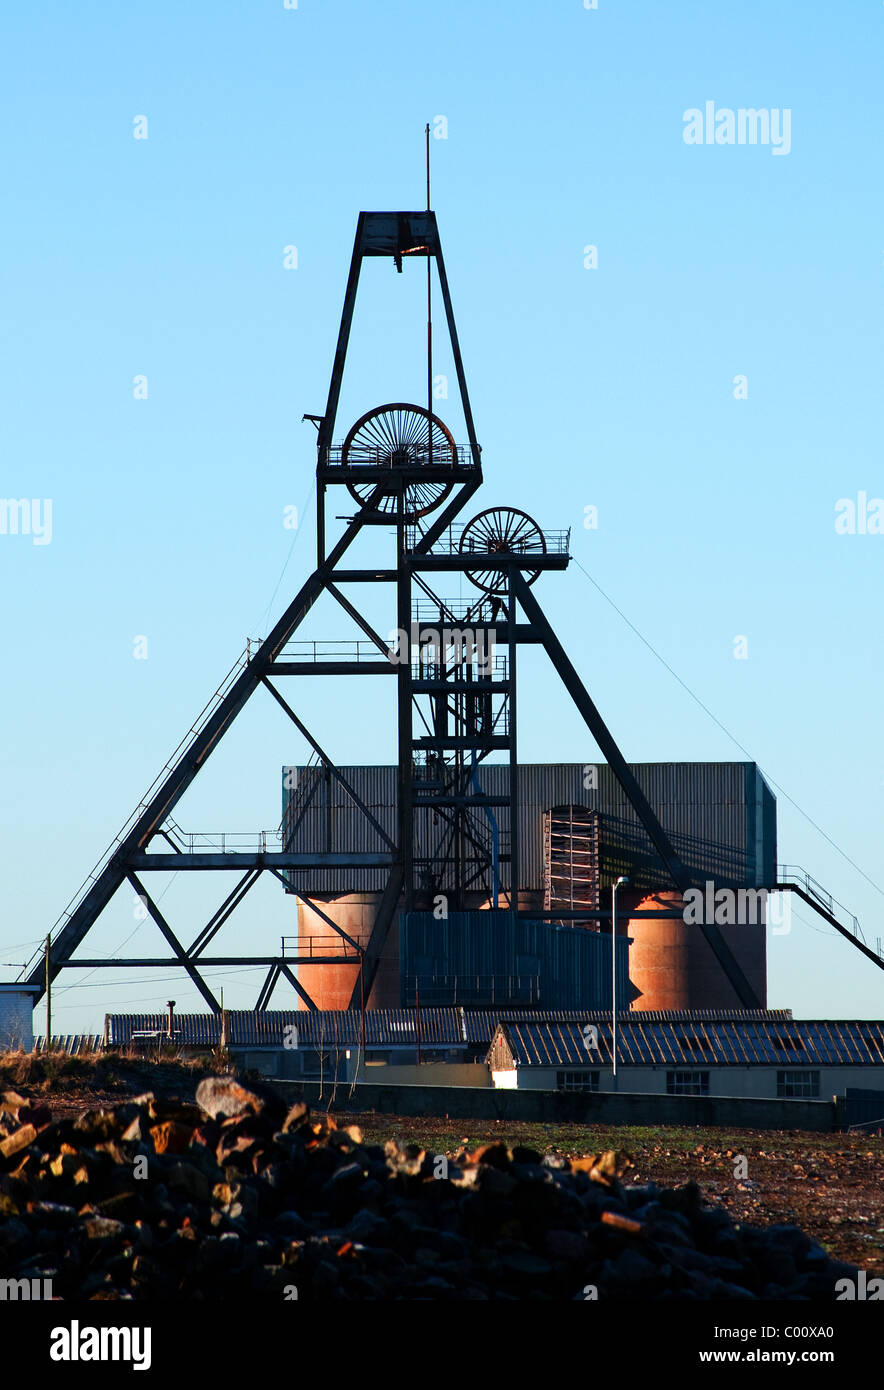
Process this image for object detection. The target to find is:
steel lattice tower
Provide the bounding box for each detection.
[23,210,774,1013]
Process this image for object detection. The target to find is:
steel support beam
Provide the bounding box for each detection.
[277,961,318,1011]
[779,884,884,971]
[255,965,281,1011]
[261,678,396,852]
[347,864,405,1010]
[410,554,568,574]
[267,662,395,676]
[127,873,221,1012]
[60,956,357,968]
[127,853,394,870]
[326,582,392,655]
[397,493,414,912]
[511,570,761,1010]
[187,869,260,958]
[285,890,364,956]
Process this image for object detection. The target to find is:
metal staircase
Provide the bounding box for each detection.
[776,864,884,971]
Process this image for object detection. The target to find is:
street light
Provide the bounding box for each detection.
[611,876,628,1088]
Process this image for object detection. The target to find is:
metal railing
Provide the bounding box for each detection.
[777,864,869,947]
[407,523,572,556]
[32,1034,103,1055]
[412,650,508,679]
[280,935,361,960]
[274,639,393,664]
[411,597,500,626]
[162,822,283,856]
[323,443,479,468]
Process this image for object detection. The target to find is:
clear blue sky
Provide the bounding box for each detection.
[2,0,883,1030]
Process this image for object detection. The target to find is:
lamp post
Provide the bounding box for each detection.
[611,876,628,1089]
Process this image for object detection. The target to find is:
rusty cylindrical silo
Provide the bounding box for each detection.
[626,890,767,1011]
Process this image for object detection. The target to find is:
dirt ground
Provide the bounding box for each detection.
[3,1051,881,1273]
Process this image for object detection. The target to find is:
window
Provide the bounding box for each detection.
[300,1049,335,1078]
[666,1070,709,1096]
[557,1071,599,1092]
[777,1070,819,1098]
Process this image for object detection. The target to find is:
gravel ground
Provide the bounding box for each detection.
[342,1112,884,1274]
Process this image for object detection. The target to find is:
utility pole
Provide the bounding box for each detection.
[44,934,51,1052]
[611,877,628,1089]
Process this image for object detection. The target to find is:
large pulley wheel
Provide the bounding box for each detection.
[459,507,546,594]
[341,403,457,520]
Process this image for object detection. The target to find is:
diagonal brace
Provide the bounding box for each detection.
[262,678,396,852]
[187,869,260,958]
[347,864,405,1010]
[127,872,221,1012]
[511,570,761,1010]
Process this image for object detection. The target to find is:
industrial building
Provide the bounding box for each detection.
[101,1006,884,1112]
[282,759,773,1013]
[483,1013,884,1098]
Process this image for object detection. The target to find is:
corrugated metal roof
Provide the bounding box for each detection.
[104,1008,465,1049]
[461,1007,792,1043]
[488,1018,884,1069]
[283,762,776,894]
[105,1012,303,1047]
[296,1007,465,1047]
[105,1013,223,1046]
[106,1007,884,1066]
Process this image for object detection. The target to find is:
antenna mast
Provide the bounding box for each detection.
[426,123,433,460]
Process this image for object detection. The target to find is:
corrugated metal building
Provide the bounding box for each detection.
[460,1006,793,1044]
[104,1006,481,1087]
[282,762,777,895]
[486,1016,884,1097]
[104,1006,468,1053]
[281,761,775,1012]
[102,1007,884,1101]
[104,1005,798,1054]
[400,909,631,1009]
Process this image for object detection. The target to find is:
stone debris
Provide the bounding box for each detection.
[0,1082,863,1301]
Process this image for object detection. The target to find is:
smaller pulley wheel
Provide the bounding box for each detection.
[458,507,547,594]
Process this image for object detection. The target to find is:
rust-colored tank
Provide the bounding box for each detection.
[626,890,767,1011]
[294,893,401,1010]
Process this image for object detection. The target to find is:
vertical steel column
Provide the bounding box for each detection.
[397,487,414,910]
[507,569,519,910]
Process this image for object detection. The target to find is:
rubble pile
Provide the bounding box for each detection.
[0,1080,859,1300]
